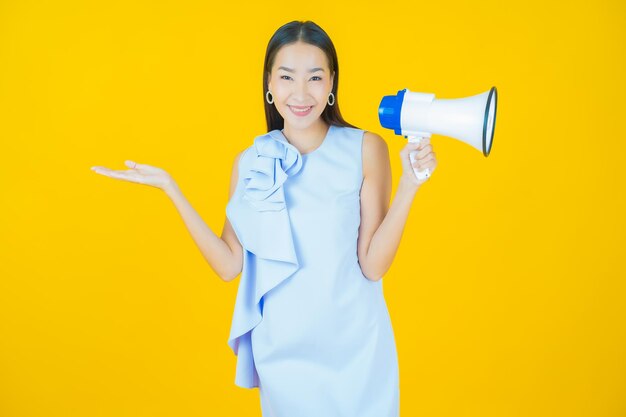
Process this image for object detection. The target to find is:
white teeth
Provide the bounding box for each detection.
[291,106,312,112]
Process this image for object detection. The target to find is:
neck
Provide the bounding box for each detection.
[282,120,330,154]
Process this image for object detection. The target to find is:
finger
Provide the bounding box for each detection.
[417,137,430,149]
[402,143,421,158]
[413,153,435,167]
[98,170,146,184]
[92,166,127,175]
[413,160,431,171]
[405,142,420,151]
[125,160,140,169]
[421,152,436,162]
[422,161,436,172]
[422,158,437,169]
[407,149,421,162]
[125,160,152,170]
[91,166,114,174]
[414,144,433,159]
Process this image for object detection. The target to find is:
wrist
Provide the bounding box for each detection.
[163,179,180,197]
[398,175,421,194]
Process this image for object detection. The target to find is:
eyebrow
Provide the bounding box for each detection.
[278,66,325,73]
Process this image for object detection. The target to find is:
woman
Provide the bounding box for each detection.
[91,20,437,417]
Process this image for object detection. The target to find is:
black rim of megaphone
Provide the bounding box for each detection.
[483,86,497,157]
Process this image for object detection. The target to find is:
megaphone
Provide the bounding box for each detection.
[378,86,498,180]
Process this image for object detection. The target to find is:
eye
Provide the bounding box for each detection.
[280,75,292,80]
[311,76,322,81]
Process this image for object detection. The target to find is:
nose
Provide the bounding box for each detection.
[291,79,310,101]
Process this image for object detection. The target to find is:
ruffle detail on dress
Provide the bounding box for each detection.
[224,130,303,388]
[241,133,303,212]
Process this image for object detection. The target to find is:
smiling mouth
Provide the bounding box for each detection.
[289,105,313,113]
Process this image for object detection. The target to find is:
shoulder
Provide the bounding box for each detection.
[236,147,250,161]
[362,130,386,149]
[230,146,254,183]
[361,131,390,178]
[232,130,276,172]
[234,145,255,169]
[232,148,245,170]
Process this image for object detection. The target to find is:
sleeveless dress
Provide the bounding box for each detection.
[225,124,400,417]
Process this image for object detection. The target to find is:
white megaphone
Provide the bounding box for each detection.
[378,86,498,180]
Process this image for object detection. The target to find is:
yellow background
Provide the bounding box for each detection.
[1,0,624,416]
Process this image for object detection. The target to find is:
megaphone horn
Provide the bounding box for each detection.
[378,87,498,180]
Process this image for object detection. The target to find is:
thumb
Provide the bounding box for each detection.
[402,142,420,153]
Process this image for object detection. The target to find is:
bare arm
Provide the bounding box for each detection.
[357,132,436,281]
[163,151,244,282]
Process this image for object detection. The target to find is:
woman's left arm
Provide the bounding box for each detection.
[357,132,437,281]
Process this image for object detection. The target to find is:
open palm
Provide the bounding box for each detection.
[90,160,173,190]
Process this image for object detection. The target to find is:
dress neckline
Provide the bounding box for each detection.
[275,124,334,157]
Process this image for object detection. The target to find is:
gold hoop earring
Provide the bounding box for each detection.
[266,90,274,104]
[327,92,335,106]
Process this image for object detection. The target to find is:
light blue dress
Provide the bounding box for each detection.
[225,124,400,417]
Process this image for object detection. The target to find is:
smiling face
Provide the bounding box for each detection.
[267,41,335,129]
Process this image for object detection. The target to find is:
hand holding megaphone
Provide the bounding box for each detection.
[406,135,434,181]
[400,137,437,186]
[379,86,498,181]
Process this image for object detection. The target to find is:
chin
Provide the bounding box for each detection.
[291,117,320,128]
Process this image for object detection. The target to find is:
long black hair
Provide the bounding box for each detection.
[263,20,360,132]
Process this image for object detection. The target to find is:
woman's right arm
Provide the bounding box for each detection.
[163,151,244,282]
